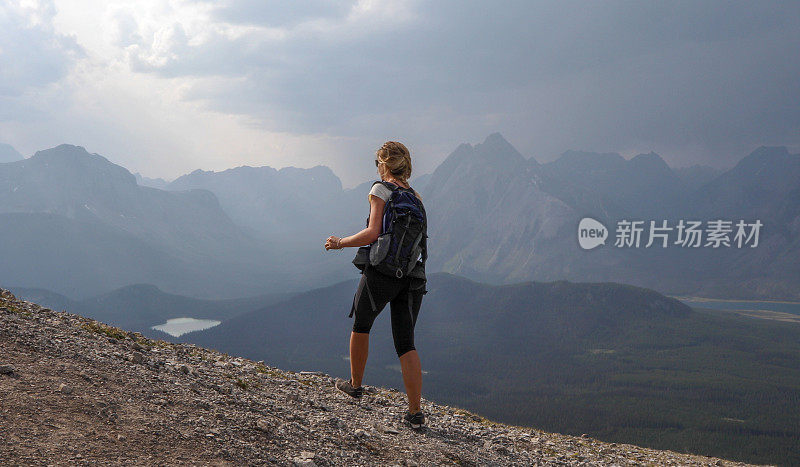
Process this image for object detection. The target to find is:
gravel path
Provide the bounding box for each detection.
[0,288,770,466]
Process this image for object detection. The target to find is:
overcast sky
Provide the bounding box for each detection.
[1,0,798,188]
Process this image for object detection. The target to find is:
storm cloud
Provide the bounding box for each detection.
[1,0,798,186]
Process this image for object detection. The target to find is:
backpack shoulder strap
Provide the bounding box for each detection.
[419,200,428,265]
[377,180,401,192]
[421,231,428,265]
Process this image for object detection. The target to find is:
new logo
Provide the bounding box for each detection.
[578,217,608,250]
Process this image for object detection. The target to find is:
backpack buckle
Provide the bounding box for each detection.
[395,268,404,278]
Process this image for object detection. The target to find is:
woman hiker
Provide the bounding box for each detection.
[324,141,428,429]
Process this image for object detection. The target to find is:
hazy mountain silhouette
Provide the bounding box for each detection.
[1,137,797,300]
[0,143,431,299]
[0,211,211,299]
[165,164,435,250]
[680,146,800,299]
[672,164,724,191]
[0,144,295,298]
[162,162,435,291]
[167,165,356,250]
[0,144,260,256]
[408,172,432,194]
[134,172,169,189]
[421,134,799,299]
[539,149,688,219]
[421,133,579,285]
[0,142,23,163]
[690,146,800,221]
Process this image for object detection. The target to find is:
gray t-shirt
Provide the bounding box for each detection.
[368,182,393,203]
[367,182,421,204]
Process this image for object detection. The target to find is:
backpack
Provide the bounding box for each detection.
[352,181,428,280]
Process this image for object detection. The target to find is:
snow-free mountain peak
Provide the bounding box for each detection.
[0,142,24,163]
[26,144,137,187]
[473,132,526,166]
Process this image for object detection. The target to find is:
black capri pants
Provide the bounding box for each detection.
[350,264,427,357]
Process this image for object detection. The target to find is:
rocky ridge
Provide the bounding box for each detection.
[0,289,767,466]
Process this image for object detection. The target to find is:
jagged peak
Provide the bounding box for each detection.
[474,132,525,164]
[168,163,343,193]
[277,164,336,177]
[628,151,672,171]
[180,164,340,178]
[0,142,23,163]
[728,145,797,173]
[743,146,794,163]
[56,143,87,151]
[482,132,508,145]
[630,151,661,160]
[26,144,136,186]
[32,144,96,160]
[450,142,473,155]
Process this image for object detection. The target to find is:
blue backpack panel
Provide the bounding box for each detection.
[352,181,428,279]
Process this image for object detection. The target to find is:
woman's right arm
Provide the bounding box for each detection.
[339,195,385,248]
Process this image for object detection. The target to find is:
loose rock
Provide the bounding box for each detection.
[0,288,758,467]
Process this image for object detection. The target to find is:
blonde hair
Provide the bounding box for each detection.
[376,141,422,200]
[377,141,412,182]
[375,141,422,199]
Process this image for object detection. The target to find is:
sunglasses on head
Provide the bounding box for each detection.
[375,159,381,167]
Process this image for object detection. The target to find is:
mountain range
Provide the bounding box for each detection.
[1,135,798,464]
[166,165,360,251]
[418,134,798,299]
[0,135,797,301]
[0,143,23,163]
[0,144,360,299]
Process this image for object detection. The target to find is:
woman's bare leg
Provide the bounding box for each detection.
[399,349,422,412]
[349,331,369,387]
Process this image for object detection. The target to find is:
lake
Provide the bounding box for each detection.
[671,296,800,323]
[152,317,221,337]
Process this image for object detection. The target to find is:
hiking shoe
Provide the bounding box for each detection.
[335,378,363,399]
[404,410,425,429]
